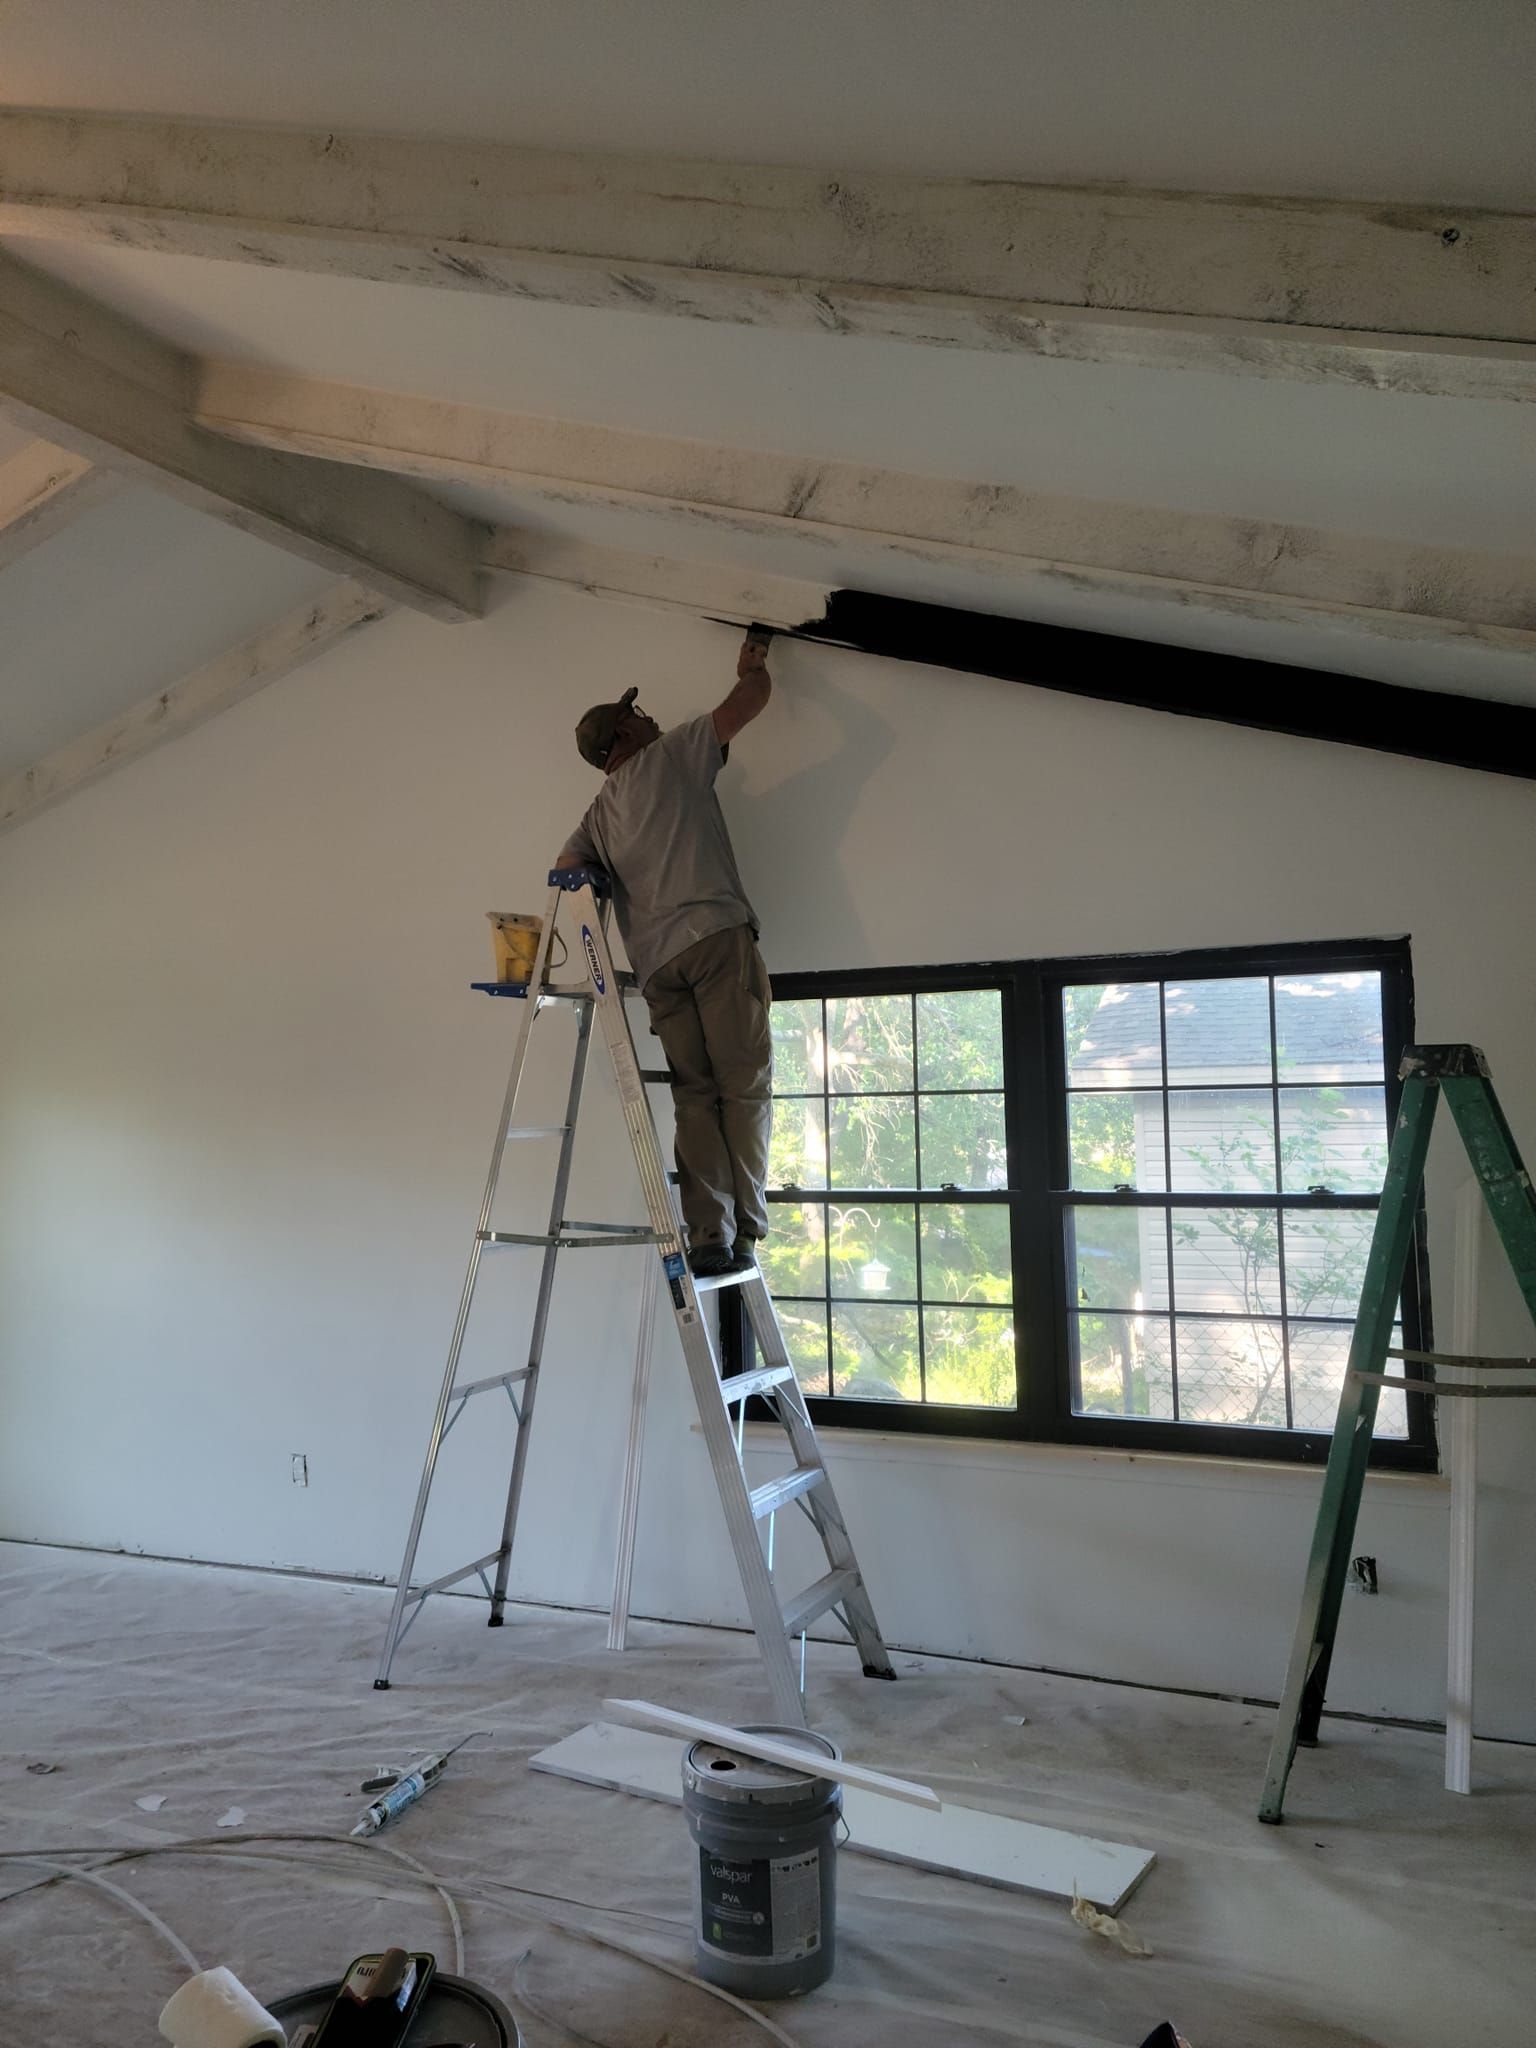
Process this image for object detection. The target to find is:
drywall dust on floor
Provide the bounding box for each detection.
[2,1542,1533,2047]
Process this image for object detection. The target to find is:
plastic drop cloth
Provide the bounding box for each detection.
[3,1543,1533,2048]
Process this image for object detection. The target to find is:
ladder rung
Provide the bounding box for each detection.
[478,1229,659,1249]
[560,1232,661,1249]
[450,1367,532,1400]
[718,1363,796,1404]
[505,1125,571,1140]
[692,1266,764,1294]
[780,1565,859,1637]
[1353,1372,1534,1398]
[543,974,637,998]
[563,1220,663,1237]
[1387,1347,1536,1370]
[749,1466,826,1520]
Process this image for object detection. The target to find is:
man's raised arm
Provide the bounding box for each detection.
[712,631,773,747]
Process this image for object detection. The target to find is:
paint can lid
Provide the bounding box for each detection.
[683,1725,841,1808]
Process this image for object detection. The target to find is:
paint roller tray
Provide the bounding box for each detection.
[265,1973,520,2046]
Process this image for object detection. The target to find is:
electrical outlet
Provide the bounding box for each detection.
[291,1453,309,1487]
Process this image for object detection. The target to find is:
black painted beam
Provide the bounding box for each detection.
[787,590,1535,781]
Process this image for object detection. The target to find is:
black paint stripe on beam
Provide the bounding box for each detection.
[786,590,1535,781]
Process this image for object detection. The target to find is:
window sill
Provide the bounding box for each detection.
[698,1418,1448,1504]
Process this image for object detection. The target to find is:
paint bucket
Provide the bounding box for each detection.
[682,1725,841,1999]
[486,911,541,986]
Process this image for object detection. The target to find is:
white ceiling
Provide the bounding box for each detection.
[2,1,1534,798]
[0,488,330,779]
[0,419,35,464]
[5,0,1534,206]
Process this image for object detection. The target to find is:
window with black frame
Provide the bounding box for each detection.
[1057,969,1406,1439]
[761,986,1016,1410]
[754,942,1427,1466]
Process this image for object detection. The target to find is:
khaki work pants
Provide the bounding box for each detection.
[643,923,773,1250]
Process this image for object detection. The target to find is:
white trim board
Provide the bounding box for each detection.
[603,1697,942,1810]
[530,1720,1155,1913]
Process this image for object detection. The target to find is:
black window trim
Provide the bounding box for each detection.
[725,934,1433,1471]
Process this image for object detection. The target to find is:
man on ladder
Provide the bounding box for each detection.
[375,626,893,1717]
[556,629,775,1280]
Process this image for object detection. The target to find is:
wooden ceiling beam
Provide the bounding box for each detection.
[0,436,122,571]
[1,110,1532,400]
[0,249,486,619]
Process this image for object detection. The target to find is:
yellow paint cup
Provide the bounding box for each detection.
[487,911,542,985]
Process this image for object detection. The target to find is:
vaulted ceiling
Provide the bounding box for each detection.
[3,0,1534,832]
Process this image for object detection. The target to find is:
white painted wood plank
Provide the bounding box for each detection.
[532,1721,1155,1913]
[490,534,832,635]
[1445,1181,1483,1795]
[0,438,122,571]
[604,1698,941,1809]
[198,366,1536,656]
[0,251,484,621]
[0,581,390,837]
[5,110,1535,398]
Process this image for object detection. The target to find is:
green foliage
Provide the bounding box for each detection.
[769,991,1015,1409]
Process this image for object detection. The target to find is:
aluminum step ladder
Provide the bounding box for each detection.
[1258,1045,1536,1822]
[373,867,896,1724]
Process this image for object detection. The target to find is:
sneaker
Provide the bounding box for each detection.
[688,1245,735,1278]
[730,1237,760,1271]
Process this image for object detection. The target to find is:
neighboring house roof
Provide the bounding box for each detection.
[1070,973,1383,1084]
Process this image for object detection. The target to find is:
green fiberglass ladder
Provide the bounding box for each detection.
[1260,1046,1536,1822]
[373,868,895,1725]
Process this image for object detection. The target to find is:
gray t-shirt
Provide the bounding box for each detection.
[565,714,759,989]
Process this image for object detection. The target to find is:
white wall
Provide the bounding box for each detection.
[3,576,1534,1734]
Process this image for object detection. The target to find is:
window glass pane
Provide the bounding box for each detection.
[1065,982,1162,1086]
[916,989,1004,1090]
[761,1202,826,1300]
[1070,1090,1166,1192]
[1275,973,1383,1083]
[769,1098,827,1190]
[826,994,912,1094]
[1072,1311,1174,1419]
[1288,1321,1407,1436]
[1176,1316,1288,1427]
[919,1091,1008,1188]
[830,1303,920,1402]
[777,1300,831,1397]
[828,1203,918,1300]
[1282,1210,1377,1320]
[1167,1089,1277,1191]
[1279,1086,1388,1192]
[923,1306,1016,1408]
[921,1203,1012,1306]
[1164,977,1272,1085]
[1069,1205,1169,1312]
[829,1096,915,1188]
[1170,1207,1282,1317]
[771,998,824,1094]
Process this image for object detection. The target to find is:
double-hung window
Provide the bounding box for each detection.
[741,939,1429,1469]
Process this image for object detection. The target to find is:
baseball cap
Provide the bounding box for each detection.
[575,686,640,768]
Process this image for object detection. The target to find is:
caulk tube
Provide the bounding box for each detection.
[351,1769,430,1836]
